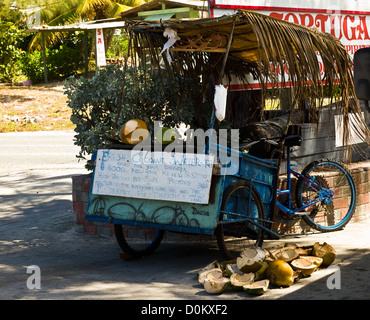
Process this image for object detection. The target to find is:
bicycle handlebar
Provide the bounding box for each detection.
[239,138,277,150]
[239,135,302,150]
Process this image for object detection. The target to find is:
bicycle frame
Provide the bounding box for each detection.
[275,146,334,216]
[208,137,335,240]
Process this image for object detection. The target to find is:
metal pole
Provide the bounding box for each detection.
[206,17,236,154]
[41,32,48,84]
[112,29,133,138]
[219,16,236,84]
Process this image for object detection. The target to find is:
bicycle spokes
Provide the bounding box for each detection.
[296,160,356,231]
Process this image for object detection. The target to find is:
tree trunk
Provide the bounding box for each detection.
[94,4,114,52]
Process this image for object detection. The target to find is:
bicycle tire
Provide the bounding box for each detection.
[215,180,265,260]
[114,224,165,258]
[295,159,357,232]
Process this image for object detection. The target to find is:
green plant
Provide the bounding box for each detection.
[18,50,44,83]
[19,44,84,83]
[64,64,204,168]
[0,21,24,83]
[106,31,129,59]
[47,45,84,79]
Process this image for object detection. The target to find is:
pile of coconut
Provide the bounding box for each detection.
[198,242,336,295]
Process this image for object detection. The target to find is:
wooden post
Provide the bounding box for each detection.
[84,30,89,77]
[41,32,48,83]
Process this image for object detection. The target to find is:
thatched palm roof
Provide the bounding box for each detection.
[120,9,369,149]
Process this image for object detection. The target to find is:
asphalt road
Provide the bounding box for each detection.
[0,131,369,305]
[0,131,85,172]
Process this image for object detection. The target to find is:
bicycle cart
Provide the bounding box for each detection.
[85,130,357,259]
[84,11,364,259]
[86,141,280,259]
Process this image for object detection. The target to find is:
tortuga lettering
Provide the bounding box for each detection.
[270,12,370,42]
[211,0,370,89]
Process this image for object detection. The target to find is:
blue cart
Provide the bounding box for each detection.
[85,139,280,260]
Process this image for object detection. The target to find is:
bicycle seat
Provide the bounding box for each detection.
[283,134,302,147]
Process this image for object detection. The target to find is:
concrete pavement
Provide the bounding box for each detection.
[0,131,369,301]
[0,168,369,300]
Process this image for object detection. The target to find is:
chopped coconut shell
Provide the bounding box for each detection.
[225,264,243,277]
[198,268,223,285]
[312,242,336,266]
[243,280,269,295]
[255,261,269,281]
[199,260,222,273]
[300,256,323,267]
[203,277,230,294]
[271,247,299,262]
[237,247,266,273]
[230,273,254,290]
[291,258,318,277]
[198,242,336,295]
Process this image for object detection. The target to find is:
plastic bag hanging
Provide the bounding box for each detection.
[161,28,180,63]
[214,85,228,122]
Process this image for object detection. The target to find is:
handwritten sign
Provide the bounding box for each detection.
[92,150,214,204]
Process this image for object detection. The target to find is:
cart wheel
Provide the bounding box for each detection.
[114,224,165,258]
[215,180,265,260]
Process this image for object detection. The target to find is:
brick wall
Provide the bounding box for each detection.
[72,164,370,238]
[353,166,370,219]
[72,174,115,237]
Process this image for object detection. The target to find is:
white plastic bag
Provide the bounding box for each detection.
[161,28,180,63]
[214,84,228,122]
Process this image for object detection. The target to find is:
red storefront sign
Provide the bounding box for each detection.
[211,0,370,89]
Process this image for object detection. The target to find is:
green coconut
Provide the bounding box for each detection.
[312,242,336,266]
[230,273,254,291]
[265,259,297,287]
[155,127,178,145]
[243,279,269,295]
[237,247,266,273]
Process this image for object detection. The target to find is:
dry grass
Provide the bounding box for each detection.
[0,81,75,133]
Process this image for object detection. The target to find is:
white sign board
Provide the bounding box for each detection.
[92,150,214,204]
[96,28,106,66]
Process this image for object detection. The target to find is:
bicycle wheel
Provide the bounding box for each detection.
[295,159,357,232]
[215,180,265,260]
[114,224,165,258]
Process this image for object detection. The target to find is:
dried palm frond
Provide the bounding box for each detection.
[121,9,369,156]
